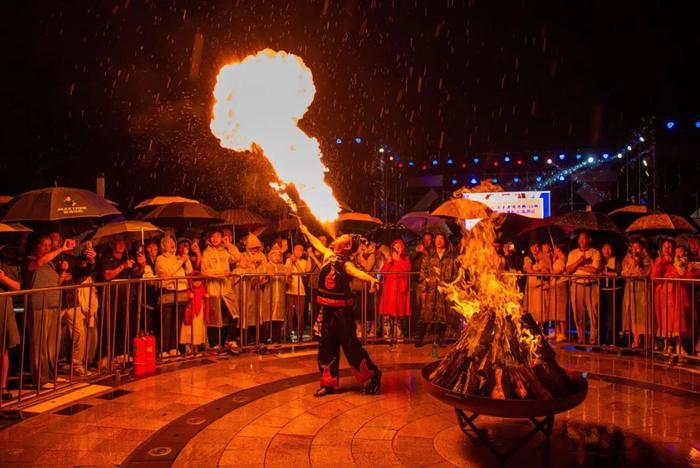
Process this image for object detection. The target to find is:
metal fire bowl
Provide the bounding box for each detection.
[421,361,588,419]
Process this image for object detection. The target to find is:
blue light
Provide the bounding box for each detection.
[451,179,458,185]
[575,154,582,160]
[695,121,700,129]
[470,177,478,185]
[354,137,362,144]
[558,153,565,160]
[513,177,520,183]
[627,145,632,151]
[666,121,675,129]
[602,153,609,159]
[335,138,342,144]
[473,157,480,164]
[532,155,539,161]
[447,159,453,165]
[432,159,438,166]
[504,156,511,163]
[587,156,594,163]
[559,176,565,181]
[535,176,542,182]
[491,178,498,184]
[408,161,415,167]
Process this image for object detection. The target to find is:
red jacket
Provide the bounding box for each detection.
[378,240,412,317]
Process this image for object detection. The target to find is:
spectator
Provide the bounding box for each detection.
[548,243,568,342]
[378,239,411,342]
[156,235,192,357]
[600,243,623,345]
[262,245,286,343]
[351,239,376,338]
[180,272,208,353]
[688,236,700,354]
[410,232,433,336]
[26,235,75,387]
[240,234,268,343]
[415,233,457,348]
[523,241,550,329]
[177,237,202,271]
[307,234,328,334]
[651,239,691,357]
[566,231,602,344]
[285,243,309,341]
[201,228,241,353]
[1,256,21,400]
[99,235,146,366]
[141,238,160,334]
[621,239,652,349]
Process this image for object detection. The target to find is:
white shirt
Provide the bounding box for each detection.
[566,247,602,280]
[285,257,307,296]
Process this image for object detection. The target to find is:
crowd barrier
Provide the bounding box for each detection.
[1,270,698,410]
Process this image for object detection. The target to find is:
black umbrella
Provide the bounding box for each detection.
[142,202,223,227]
[3,187,121,222]
[553,210,619,233]
[365,224,415,246]
[0,222,32,245]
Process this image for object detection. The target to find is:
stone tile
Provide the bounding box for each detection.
[278,412,330,436]
[265,434,313,468]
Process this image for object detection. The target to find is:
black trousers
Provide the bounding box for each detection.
[317,305,379,387]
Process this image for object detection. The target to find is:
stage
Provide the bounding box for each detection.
[1,344,699,467]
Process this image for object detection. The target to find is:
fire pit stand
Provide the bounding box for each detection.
[454,408,554,461]
[422,361,588,463]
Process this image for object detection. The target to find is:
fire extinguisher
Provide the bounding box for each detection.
[133,333,147,376]
[145,333,156,373]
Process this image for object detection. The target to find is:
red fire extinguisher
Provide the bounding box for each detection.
[133,333,147,376]
[145,333,156,373]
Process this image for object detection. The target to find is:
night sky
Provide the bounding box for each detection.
[2,0,698,215]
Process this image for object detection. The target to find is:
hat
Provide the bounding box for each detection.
[245,233,263,250]
[268,244,282,261]
[177,237,192,245]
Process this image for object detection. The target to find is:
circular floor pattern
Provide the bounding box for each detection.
[122,365,700,467]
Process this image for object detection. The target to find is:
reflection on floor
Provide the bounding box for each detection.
[0,344,699,467]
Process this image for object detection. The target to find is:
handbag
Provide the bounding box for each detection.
[158,290,189,305]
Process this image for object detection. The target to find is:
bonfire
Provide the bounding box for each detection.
[428,183,574,400]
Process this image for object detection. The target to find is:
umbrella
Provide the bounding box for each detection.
[399,211,451,235]
[431,198,491,220]
[553,211,619,233]
[134,196,199,209]
[335,212,382,234]
[365,224,415,246]
[3,187,121,222]
[0,222,32,244]
[218,209,269,228]
[142,202,223,227]
[608,204,657,230]
[494,213,554,238]
[626,213,697,234]
[91,221,164,246]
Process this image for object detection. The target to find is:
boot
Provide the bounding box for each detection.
[394,322,404,343]
[364,370,382,395]
[414,322,427,348]
[382,317,391,340]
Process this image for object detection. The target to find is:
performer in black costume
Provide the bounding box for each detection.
[299,222,382,397]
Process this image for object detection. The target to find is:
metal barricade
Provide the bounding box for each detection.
[2,269,699,411]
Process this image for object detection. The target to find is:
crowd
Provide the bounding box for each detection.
[508,232,700,357]
[1,221,700,401]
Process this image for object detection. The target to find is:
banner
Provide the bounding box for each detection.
[461,191,551,218]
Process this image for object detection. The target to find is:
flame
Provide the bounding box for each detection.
[210,49,340,223]
[439,182,542,364]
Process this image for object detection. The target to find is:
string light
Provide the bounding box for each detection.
[447,159,453,165]
[335,138,342,144]
[546,158,553,164]
[666,121,675,129]
[473,157,480,164]
[355,137,362,144]
[470,177,478,185]
[558,153,566,160]
[432,159,438,166]
[532,155,539,161]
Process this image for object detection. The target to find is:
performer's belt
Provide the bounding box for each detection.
[316,296,354,307]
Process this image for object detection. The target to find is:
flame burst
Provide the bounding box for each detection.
[210,49,340,223]
[440,182,541,364]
